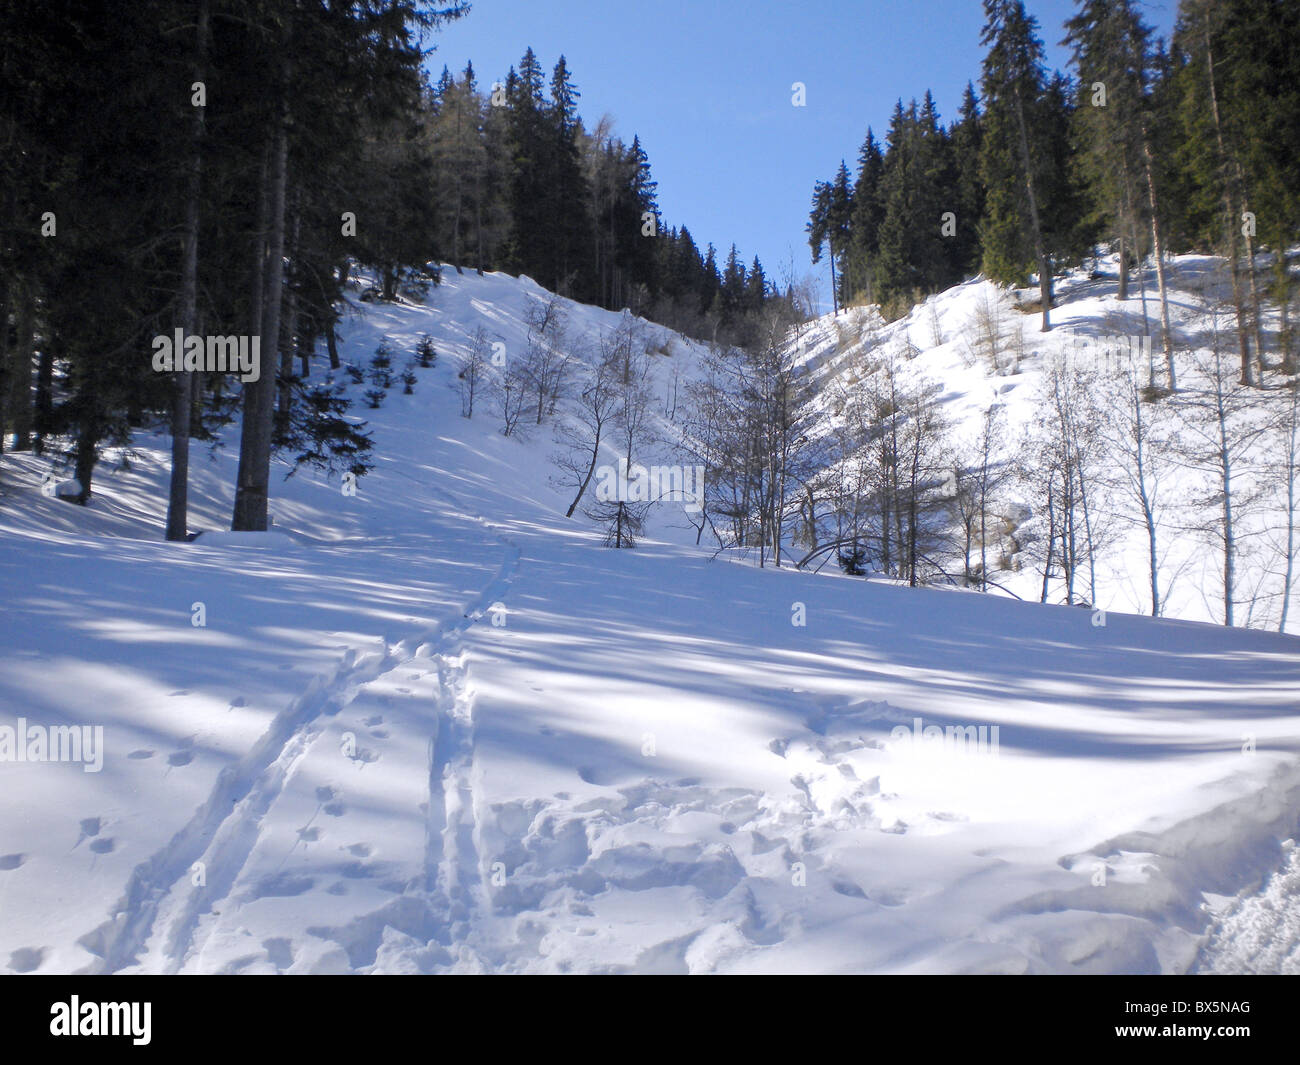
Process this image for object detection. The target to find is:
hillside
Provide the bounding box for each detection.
[788,252,1300,632]
[1,265,1299,974]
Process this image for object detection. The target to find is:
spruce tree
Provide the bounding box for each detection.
[978,0,1060,331]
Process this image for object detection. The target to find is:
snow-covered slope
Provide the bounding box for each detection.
[1,265,1298,974]
[790,253,1299,631]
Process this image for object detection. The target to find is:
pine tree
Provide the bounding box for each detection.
[1064,0,1177,386]
[847,129,886,304]
[949,83,986,280]
[978,0,1062,331]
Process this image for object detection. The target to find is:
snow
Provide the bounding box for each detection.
[1,261,1298,974]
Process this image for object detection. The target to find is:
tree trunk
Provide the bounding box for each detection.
[1221,440,1234,626]
[1238,184,1266,376]
[1141,134,1176,389]
[1012,82,1051,332]
[232,48,291,532]
[1041,476,1055,603]
[1274,382,1294,631]
[165,0,209,542]
[277,206,301,422]
[1280,383,1297,632]
[32,324,52,456]
[0,284,33,452]
[0,281,9,453]
[1202,21,1252,385]
[1117,232,1128,301]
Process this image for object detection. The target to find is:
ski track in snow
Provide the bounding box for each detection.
[76,495,520,974]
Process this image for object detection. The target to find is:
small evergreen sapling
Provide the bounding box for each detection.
[415,335,437,368]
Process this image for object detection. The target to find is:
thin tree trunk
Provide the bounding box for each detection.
[1079,462,1097,605]
[1203,20,1252,385]
[1280,382,1297,632]
[1238,183,1266,375]
[1012,82,1051,332]
[1142,135,1176,389]
[1132,218,1149,338]
[4,285,35,452]
[1041,476,1055,603]
[277,206,301,421]
[0,280,9,454]
[1117,231,1128,301]
[1221,439,1234,626]
[31,320,52,456]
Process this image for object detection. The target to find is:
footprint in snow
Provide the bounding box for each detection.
[8,947,44,973]
[0,853,25,871]
[363,715,384,727]
[167,750,194,768]
[89,838,115,855]
[263,938,294,971]
[74,818,101,848]
[127,749,154,760]
[347,843,372,858]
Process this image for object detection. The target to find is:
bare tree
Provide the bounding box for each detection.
[1278,376,1299,631]
[458,326,489,418]
[493,351,529,438]
[1023,355,1105,604]
[952,400,1007,589]
[521,293,570,424]
[551,335,617,518]
[965,287,1023,376]
[1099,343,1172,615]
[1172,285,1269,625]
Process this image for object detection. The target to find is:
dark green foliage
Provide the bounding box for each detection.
[416,335,437,367]
[281,382,374,478]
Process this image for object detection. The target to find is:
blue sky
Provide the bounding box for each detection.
[426,0,1179,297]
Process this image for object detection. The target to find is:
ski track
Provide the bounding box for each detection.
[76,504,519,975]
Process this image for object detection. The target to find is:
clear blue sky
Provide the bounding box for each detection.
[426,0,1178,297]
